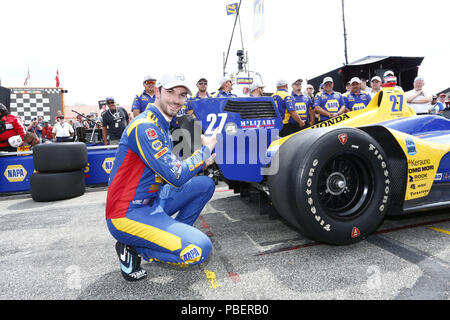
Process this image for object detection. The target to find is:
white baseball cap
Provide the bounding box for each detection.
[249,81,265,93]
[218,76,232,89]
[143,75,156,82]
[350,77,361,84]
[156,72,191,95]
[322,76,333,84]
[383,70,394,77]
[276,79,288,87]
[371,76,382,82]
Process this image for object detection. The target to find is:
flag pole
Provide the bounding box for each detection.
[341,0,349,65]
[223,0,243,76]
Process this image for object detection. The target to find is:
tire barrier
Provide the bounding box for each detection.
[30,142,88,202]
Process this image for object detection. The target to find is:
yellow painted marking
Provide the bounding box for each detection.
[428,227,450,235]
[204,269,220,289]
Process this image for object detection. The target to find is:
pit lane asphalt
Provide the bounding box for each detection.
[0,182,449,300]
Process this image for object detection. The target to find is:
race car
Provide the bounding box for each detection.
[184,84,450,245]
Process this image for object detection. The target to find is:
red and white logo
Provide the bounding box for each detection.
[146,128,157,140]
[338,133,348,145]
[351,227,360,238]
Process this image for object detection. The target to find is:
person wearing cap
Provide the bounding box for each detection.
[439,94,447,110]
[272,79,305,137]
[27,117,42,141]
[344,81,351,94]
[313,77,345,122]
[212,76,237,98]
[101,97,130,145]
[291,78,314,127]
[105,72,218,281]
[41,119,53,143]
[52,115,74,143]
[428,95,442,115]
[0,102,26,152]
[249,81,265,97]
[131,75,157,118]
[342,77,372,113]
[368,76,382,98]
[174,77,210,128]
[405,77,432,115]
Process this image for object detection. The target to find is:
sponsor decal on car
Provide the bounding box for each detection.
[240,119,276,129]
[405,137,417,156]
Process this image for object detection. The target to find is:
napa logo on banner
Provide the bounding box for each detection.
[102,157,115,174]
[4,165,27,182]
[254,0,265,39]
[226,3,238,15]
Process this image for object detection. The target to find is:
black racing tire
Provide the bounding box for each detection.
[30,170,86,202]
[33,142,88,173]
[268,127,391,245]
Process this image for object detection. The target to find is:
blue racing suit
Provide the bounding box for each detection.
[131,90,156,114]
[105,104,214,266]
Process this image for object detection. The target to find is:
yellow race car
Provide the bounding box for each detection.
[188,84,450,245]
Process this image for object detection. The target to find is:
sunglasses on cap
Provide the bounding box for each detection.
[144,80,156,85]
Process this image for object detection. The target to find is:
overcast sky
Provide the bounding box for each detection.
[1,0,449,106]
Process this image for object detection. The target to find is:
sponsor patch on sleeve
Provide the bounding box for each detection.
[154,147,169,159]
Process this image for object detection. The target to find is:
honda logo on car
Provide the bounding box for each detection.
[4,165,27,182]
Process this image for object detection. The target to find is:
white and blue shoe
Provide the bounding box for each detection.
[115,242,147,281]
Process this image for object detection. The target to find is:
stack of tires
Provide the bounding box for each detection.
[30,142,88,202]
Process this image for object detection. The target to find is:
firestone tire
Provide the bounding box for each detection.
[33,142,88,173]
[30,170,86,202]
[268,127,391,245]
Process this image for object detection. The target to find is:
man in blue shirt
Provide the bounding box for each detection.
[291,78,314,127]
[313,77,345,122]
[211,76,237,98]
[342,77,372,112]
[132,75,157,118]
[272,79,304,137]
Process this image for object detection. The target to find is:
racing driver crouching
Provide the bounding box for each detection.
[105,72,217,281]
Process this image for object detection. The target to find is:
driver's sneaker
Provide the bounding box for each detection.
[115,241,147,281]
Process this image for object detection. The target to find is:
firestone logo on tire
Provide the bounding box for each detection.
[338,133,348,145]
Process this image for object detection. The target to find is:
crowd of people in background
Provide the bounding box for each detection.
[0,71,448,152]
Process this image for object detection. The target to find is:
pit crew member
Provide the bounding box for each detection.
[272,79,305,137]
[105,72,217,281]
[212,76,237,98]
[342,77,372,112]
[313,77,345,122]
[131,75,157,117]
[291,78,314,127]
